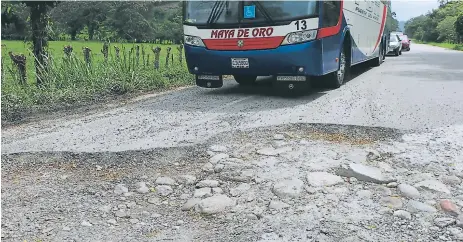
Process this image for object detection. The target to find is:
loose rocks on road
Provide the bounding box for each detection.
[2,123,463,242]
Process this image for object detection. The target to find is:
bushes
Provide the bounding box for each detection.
[1,41,194,122]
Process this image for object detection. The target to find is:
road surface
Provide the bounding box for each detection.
[2,43,463,154]
[2,43,463,242]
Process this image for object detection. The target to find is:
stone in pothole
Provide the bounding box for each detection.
[398,183,420,199]
[155,185,173,196]
[440,199,460,216]
[196,180,220,188]
[274,134,285,140]
[272,178,304,199]
[407,200,437,213]
[114,184,129,195]
[147,197,160,205]
[81,221,92,227]
[434,217,455,228]
[230,183,251,197]
[196,195,235,214]
[305,157,341,171]
[202,163,214,173]
[194,187,212,198]
[393,210,411,220]
[335,163,396,184]
[115,209,129,218]
[177,175,197,185]
[306,172,344,187]
[210,154,229,164]
[136,182,150,194]
[212,187,223,194]
[441,175,461,185]
[182,198,201,211]
[269,200,290,210]
[257,147,279,156]
[415,180,450,194]
[209,145,227,152]
[155,177,176,186]
[381,196,403,209]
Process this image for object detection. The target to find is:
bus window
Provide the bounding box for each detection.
[322,1,341,28]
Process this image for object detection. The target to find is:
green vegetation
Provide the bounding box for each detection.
[2,40,193,122]
[404,1,463,45]
[2,1,183,43]
[1,1,193,123]
[411,39,463,51]
[381,0,400,33]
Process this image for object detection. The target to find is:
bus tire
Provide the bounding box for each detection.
[372,43,384,67]
[326,45,348,89]
[234,75,257,86]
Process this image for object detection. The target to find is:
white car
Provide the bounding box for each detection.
[388,34,403,56]
[388,33,402,56]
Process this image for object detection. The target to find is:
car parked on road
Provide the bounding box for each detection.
[399,34,411,51]
[388,33,402,56]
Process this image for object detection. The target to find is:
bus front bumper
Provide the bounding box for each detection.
[184,41,323,77]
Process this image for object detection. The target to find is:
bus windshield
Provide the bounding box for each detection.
[184,1,319,26]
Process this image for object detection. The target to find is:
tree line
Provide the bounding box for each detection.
[404,0,463,43]
[1,1,183,44]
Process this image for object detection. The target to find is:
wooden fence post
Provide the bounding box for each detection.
[177,45,183,64]
[114,46,120,59]
[8,51,27,85]
[142,45,146,67]
[63,45,73,58]
[101,42,109,62]
[136,45,140,66]
[83,47,92,65]
[152,47,161,70]
[166,47,171,68]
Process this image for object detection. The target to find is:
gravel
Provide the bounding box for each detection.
[2,123,463,241]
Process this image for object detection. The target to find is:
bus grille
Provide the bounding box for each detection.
[203,37,285,51]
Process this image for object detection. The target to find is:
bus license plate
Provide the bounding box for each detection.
[231,58,249,68]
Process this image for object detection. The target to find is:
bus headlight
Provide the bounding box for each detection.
[281,30,318,45]
[184,35,205,47]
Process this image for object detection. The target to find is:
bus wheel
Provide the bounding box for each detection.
[233,75,257,86]
[326,46,347,89]
[372,43,383,67]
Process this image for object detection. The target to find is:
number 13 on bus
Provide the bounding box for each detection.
[182,1,388,91]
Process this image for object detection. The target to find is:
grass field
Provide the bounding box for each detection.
[1,40,194,123]
[412,39,463,51]
[1,40,186,83]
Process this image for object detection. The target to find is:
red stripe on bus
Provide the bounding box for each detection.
[317,0,344,39]
[373,5,388,52]
[203,37,284,50]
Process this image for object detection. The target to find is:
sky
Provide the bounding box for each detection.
[392,0,441,21]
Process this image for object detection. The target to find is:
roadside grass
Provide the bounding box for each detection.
[412,39,463,51]
[1,40,194,123]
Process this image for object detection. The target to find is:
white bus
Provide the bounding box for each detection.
[182,1,388,91]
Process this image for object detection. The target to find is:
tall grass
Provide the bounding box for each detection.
[1,41,194,122]
[412,39,463,51]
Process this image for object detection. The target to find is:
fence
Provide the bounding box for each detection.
[4,42,186,86]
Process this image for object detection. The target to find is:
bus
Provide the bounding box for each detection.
[182,1,388,91]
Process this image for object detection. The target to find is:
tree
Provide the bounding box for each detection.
[23,1,58,86]
[456,15,463,43]
[1,2,29,40]
[49,2,85,40]
[404,1,463,42]
[436,16,457,42]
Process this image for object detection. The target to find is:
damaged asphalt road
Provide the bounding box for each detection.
[2,44,463,154]
[2,44,463,241]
